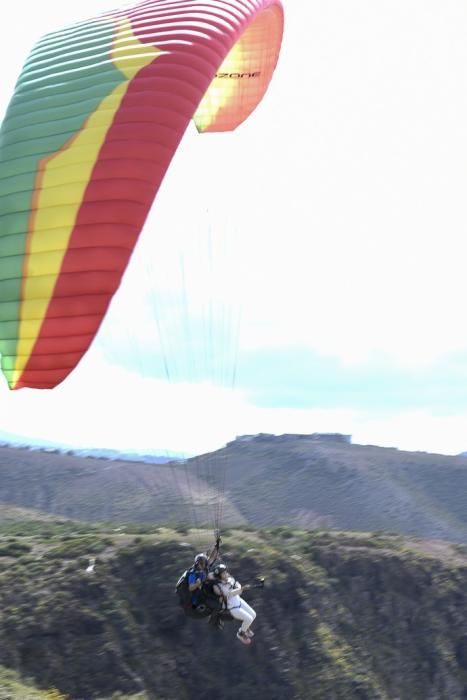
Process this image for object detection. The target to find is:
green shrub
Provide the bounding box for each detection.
[0,542,32,557]
[44,536,106,559]
[174,525,189,535]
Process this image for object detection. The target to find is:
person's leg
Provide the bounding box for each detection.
[229,606,254,632]
[239,600,256,623]
[239,600,256,635]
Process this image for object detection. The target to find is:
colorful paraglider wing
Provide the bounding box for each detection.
[0,0,283,389]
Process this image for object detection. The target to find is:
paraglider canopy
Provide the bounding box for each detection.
[0,0,283,390]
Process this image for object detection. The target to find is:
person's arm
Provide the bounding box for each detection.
[188,573,203,593]
[206,534,221,566]
[223,580,250,598]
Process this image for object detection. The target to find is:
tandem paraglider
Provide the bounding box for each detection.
[1,1,283,644]
[176,536,265,644]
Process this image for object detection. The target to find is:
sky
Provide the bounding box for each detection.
[1,0,467,457]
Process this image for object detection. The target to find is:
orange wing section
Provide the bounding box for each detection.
[194,4,284,132]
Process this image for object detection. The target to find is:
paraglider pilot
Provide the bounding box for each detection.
[188,536,221,608]
[188,553,209,606]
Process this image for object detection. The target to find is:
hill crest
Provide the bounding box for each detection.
[1,434,467,543]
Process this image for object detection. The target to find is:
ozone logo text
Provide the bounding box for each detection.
[215,71,261,78]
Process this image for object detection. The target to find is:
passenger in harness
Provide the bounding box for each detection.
[211,563,256,645]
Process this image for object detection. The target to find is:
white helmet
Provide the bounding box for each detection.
[194,553,208,567]
[213,563,227,578]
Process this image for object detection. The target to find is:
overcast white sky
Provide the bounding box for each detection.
[1,0,467,456]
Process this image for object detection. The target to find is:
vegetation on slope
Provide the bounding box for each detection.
[0,666,68,699]
[0,518,467,699]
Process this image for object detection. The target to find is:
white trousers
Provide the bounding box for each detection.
[228,599,256,632]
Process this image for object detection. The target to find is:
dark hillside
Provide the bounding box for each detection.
[0,524,467,699]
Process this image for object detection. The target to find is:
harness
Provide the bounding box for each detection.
[176,566,225,618]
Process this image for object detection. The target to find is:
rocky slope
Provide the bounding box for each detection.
[0,521,467,699]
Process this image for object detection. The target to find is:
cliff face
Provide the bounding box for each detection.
[0,525,466,700]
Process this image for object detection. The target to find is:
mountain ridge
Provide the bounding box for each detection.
[1,434,467,543]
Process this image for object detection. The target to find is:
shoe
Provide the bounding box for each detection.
[236,630,251,645]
